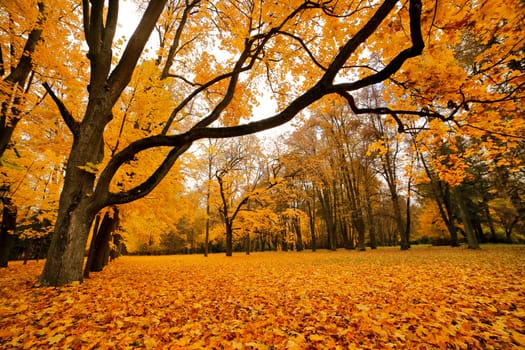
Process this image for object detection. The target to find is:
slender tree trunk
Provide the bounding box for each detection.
[306,198,317,252]
[0,2,44,159]
[482,198,497,242]
[110,233,123,260]
[225,220,233,256]
[365,195,377,249]
[84,214,102,278]
[318,187,337,250]
[453,187,479,249]
[245,231,250,255]
[0,199,17,267]
[88,207,119,272]
[204,195,210,257]
[505,217,518,243]
[292,215,304,251]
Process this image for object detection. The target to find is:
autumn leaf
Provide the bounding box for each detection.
[1,246,524,348]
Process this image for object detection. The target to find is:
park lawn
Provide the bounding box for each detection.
[0,246,524,349]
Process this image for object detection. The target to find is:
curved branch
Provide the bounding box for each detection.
[330,0,423,91]
[323,0,404,82]
[277,31,327,71]
[94,0,426,207]
[338,91,446,132]
[161,0,321,134]
[101,144,191,206]
[161,0,202,80]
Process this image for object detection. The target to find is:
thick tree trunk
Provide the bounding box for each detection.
[40,128,104,285]
[40,201,98,285]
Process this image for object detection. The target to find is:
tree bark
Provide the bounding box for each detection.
[84,214,102,278]
[306,192,317,252]
[0,199,17,267]
[291,214,304,251]
[453,187,479,249]
[90,207,119,272]
[225,221,233,256]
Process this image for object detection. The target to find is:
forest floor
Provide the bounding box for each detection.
[1,245,524,349]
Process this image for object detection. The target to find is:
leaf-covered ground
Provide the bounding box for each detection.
[1,246,524,349]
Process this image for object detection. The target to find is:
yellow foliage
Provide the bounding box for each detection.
[1,248,524,348]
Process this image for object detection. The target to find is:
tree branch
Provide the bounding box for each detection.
[161,0,320,134]
[161,0,201,80]
[42,82,80,136]
[5,2,45,86]
[94,0,427,207]
[107,0,168,104]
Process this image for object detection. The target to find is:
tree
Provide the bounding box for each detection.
[214,136,280,256]
[0,1,44,158]
[38,0,470,285]
[0,0,80,266]
[369,113,413,250]
[84,206,120,277]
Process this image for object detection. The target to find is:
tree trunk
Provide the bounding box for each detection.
[306,199,317,252]
[87,207,119,273]
[365,195,377,249]
[0,199,17,267]
[39,0,168,286]
[340,219,351,249]
[453,187,479,249]
[292,215,304,251]
[204,200,210,257]
[245,232,250,255]
[403,184,412,250]
[40,201,98,285]
[391,192,409,250]
[110,233,124,260]
[40,133,103,285]
[318,187,337,250]
[83,213,102,278]
[225,221,233,256]
[0,2,43,159]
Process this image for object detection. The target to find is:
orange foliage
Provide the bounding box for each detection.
[1,247,524,348]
